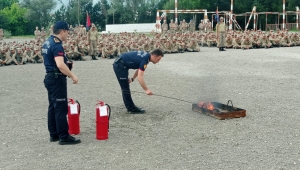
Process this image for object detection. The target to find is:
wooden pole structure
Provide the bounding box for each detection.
[229,0,233,30]
[282,0,286,30]
[245,6,256,30]
[296,6,299,30]
[175,0,178,22]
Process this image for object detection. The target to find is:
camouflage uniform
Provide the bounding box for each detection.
[187,39,200,52]
[189,20,195,32]
[162,20,168,35]
[88,24,98,60]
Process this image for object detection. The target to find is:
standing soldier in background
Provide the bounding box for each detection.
[189,20,195,32]
[34,27,40,40]
[174,21,179,33]
[41,27,47,42]
[162,20,168,35]
[216,17,226,51]
[0,29,3,40]
[198,20,205,31]
[87,24,98,60]
[181,19,188,33]
[169,19,175,34]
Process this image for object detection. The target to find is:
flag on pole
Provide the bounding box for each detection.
[215,6,220,23]
[86,12,91,30]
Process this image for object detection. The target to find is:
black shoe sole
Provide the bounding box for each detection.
[127,111,146,114]
[50,138,59,142]
[59,140,81,145]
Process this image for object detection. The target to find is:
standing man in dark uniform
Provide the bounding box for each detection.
[42,21,81,145]
[113,49,164,114]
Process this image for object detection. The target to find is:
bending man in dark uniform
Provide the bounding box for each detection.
[42,21,81,145]
[113,49,164,114]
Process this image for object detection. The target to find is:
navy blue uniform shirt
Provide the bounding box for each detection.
[120,51,150,71]
[42,35,67,73]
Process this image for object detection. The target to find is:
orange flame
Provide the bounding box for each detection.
[198,102,214,111]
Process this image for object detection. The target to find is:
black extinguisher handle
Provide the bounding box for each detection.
[76,100,81,114]
[105,104,111,120]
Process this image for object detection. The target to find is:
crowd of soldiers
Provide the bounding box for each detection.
[161,19,212,34]
[1,20,300,66]
[202,29,300,49]
[0,22,202,66]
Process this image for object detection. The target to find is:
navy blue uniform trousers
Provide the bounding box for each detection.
[44,73,69,139]
[113,61,135,110]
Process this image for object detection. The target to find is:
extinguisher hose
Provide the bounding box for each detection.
[76,100,81,114]
[105,104,111,120]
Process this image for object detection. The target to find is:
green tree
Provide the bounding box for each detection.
[21,0,56,29]
[0,3,27,35]
[0,0,19,9]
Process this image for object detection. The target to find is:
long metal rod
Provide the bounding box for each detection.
[123,90,193,104]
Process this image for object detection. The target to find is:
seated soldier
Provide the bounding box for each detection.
[0,47,6,66]
[251,35,261,48]
[137,40,145,52]
[96,42,104,57]
[176,38,185,53]
[233,36,242,49]
[280,34,292,47]
[201,34,208,47]
[12,48,26,65]
[241,37,253,50]
[164,40,173,54]
[260,34,272,48]
[29,47,43,63]
[1,47,14,65]
[207,34,217,47]
[104,43,117,59]
[23,45,32,63]
[118,41,129,55]
[187,39,200,52]
[170,38,179,53]
[68,44,84,61]
[290,33,300,46]
[269,34,280,47]
[143,41,152,53]
[225,35,233,48]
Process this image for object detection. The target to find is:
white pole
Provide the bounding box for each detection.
[175,0,178,22]
[230,0,233,30]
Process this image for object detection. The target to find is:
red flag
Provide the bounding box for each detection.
[86,12,91,28]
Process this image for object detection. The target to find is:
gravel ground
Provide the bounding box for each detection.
[1,38,300,169]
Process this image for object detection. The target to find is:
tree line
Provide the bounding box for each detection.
[0,0,299,36]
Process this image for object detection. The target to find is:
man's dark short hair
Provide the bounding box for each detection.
[151,49,164,57]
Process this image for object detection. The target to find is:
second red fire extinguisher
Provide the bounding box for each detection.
[95,100,111,140]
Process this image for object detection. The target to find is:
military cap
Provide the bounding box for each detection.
[54,21,69,30]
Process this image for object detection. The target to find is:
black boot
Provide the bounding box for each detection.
[92,55,98,60]
[219,47,222,51]
[222,47,226,51]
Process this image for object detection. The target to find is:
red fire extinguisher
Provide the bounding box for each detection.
[67,98,81,135]
[95,100,111,140]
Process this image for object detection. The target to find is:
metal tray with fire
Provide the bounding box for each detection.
[192,100,246,120]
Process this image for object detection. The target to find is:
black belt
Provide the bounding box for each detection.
[46,72,66,76]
